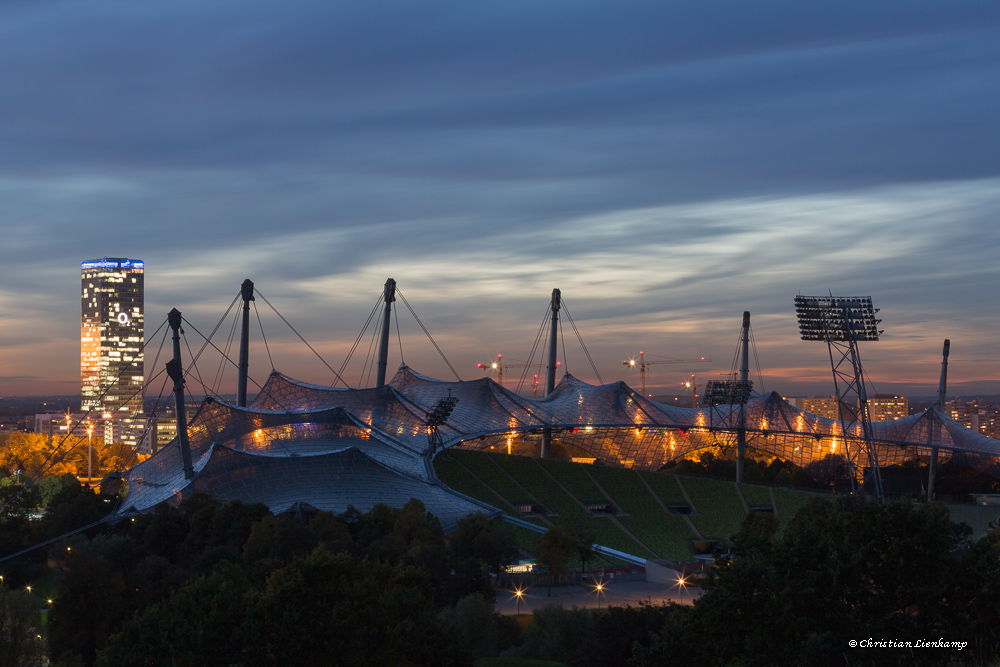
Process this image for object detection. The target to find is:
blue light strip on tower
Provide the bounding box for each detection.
[81,258,144,270]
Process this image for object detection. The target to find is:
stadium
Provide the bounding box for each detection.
[115,283,1000,562]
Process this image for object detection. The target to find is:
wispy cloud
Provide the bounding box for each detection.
[0,1,997,397]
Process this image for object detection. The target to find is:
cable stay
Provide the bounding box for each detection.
[255,289,348,389]
[0,317,170,513]
[337,294,382,387]
[395,288,461,382]
[253,301,274,373]
[515,303,552,394]
[0,498,122,565]
[560,298,603,384]
[514,291,603,394]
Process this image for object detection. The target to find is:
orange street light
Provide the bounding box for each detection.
[592,579,607,611]
[675,574,689,604]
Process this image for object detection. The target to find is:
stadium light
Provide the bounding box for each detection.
[793,294,884,497]
[704,380,753,406]
[794,295,882,342]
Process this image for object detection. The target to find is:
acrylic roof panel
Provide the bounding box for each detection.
[180,445,489,527]
[120,365,1000,519]
[389,367,548,433]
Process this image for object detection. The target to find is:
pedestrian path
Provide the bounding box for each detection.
[494,579,702,615]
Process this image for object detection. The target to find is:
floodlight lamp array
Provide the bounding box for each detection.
[427,397,459,427]
[794,295,883,342]
[704,380,753,406]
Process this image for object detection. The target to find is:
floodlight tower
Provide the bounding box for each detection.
[794,295,884,497]
[425,393,459,457]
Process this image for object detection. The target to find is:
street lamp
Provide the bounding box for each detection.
[514,586,525,616]
[675,574,688,604]
[86,423,94,490]
[593,581,605,611]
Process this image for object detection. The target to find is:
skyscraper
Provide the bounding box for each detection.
[81,258,144,417]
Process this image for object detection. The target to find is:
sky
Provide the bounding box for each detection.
[2,0,999,400]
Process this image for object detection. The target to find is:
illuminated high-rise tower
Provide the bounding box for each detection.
[81,258,144,417]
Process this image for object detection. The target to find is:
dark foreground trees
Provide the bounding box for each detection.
[46,495,515,666]
[633,496,998,667]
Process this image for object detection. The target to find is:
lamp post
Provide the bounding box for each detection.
[86,424,94,490]
[675,574,688,604]
[514,586,524,616]
[594,581,605,611]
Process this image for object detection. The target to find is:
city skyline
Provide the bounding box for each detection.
[1,2,998,398]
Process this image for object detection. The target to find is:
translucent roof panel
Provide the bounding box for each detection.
[121,366,1000,519]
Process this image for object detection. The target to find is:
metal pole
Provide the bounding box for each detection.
[845,306,882,497]
[542,289,560,459]
[639,351,645,396]
[237,279,254,408]
[927,339,949,501]
[376,278,396,388]
[737,311,749,484]
[545,289,561,396]
[167,309,194,479]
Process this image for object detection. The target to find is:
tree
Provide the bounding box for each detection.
[535,526,575,597]
[450,512,518,576]
[0,585,46,667]
[95,560,250,667]
[48,537,130,666]
[636,497,982,667]
[570,528,596,577]
[437,592,499,661]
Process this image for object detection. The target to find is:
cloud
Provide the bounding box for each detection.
[0,1,998,397]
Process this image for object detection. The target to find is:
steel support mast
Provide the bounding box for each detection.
[376,278,397,388]
[927,339,949,501]
[737,311,750,484]
[166,308,194,479]
[542,288,561,459]
[237,279,254,408]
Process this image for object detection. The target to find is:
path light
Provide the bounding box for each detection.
[674,574,688,604]
[592,578,607,611]
[513,586,525,616]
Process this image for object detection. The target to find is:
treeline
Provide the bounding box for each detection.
[42,495,521,666]
[0,432,136,482]
[506,497,1000,667]
[3,481,998,666]
[0,474,110,585]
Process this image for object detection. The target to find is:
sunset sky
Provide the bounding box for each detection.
[2,1,999,399]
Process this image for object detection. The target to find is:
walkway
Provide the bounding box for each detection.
[494,579,702,615]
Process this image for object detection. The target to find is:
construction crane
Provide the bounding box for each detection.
[683,374,700,408]
[477,354,555,395]
[622,352,710,397]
